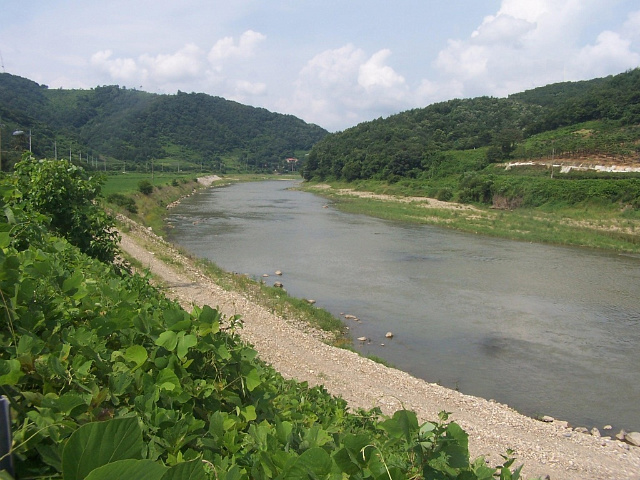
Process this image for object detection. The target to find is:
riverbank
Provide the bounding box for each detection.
[299,182,640,253]
[118,214,640,480]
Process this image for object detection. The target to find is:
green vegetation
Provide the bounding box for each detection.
[0,73,327,173]
[300,69,640,250]
[1,160,525,478]
[300,181,640,252]
[304,68,640,185]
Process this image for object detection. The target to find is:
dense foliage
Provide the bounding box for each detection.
[303,69,640,185]
[0,163,522,478]
[0,74,327,172]
[11,155,119,262]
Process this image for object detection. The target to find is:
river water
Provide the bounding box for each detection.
[167,180,640,433]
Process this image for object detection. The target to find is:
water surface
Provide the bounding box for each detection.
[168,180,640,432]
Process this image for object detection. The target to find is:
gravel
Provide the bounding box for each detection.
[118,217,640,480]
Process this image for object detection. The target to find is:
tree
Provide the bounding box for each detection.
[14,154,120,262]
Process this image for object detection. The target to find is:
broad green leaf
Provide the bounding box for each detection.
[442,422,470,468]
[379,409,418,442]
[123,345,148,369]
[342,434,374,464]
[197,305,220,335]
[0,359,22,385]
[0,231,10,248]
[176,334,197,359]
[42,392,88,416]
[282,447,332,479]
[241,405,257,422]
[62,271,84,294]
[160,459,208,480]
[244,367,261,392]
[84,459,167,480]
[302,425,332,448]
[62,417,143,480]
[156,368,181,393]
[156,331,178,351]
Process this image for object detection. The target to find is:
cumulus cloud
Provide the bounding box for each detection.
[91,44,204,86]
[234,80,267,96]
[139,43,203,81]
[90,31,268,95]
[280,44,414,130]
[208,30,266,62]
[358,49,405,89]
[430,0,640,99]
[90,50,139,82]
[572,30,640,77]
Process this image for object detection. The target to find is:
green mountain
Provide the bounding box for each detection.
[0,73,328,172]
[303,68,640,183]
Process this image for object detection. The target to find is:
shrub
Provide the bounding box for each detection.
[13,155,119,262]
[138,179,153,195]
[106,192,138,213]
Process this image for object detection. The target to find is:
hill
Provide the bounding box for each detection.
[0,73,328,172]
[303,68,640,184]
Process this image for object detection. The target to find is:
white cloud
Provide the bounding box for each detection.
[436,41,489,80]
[90,50,140,82]
[428,0,640,100]
[208,30,266,62]
[279,44,416,130]
[572,30,640,77]
[471,14,535,45]
[358,49,405,90]
[139,43,203,82]
[235,80,267,96]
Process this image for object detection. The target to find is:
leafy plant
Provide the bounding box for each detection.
[138,180,154,195]
[12,155,119,262]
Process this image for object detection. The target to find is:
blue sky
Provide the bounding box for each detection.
[1,0,639,131]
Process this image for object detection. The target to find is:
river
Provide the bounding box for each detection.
[167,180,640,433]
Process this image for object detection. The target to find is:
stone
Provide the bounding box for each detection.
[357,336,368,342]
[274,282,283,288]
[540,415,554,423]
[626,432,640,447]
[344,314,357,319]
[262,274,269,277]
[591,427,601,438]
[616,430,628,442]
[275,270,282,276]
[385,332,394,338]
[574,427,589,434]
[603,425,613,430]
[306,299,316,304]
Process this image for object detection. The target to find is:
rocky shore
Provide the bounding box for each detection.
[117,216,640,479]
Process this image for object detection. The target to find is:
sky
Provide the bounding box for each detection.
[1,0,639,132]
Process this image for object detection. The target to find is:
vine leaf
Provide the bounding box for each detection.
[84,459,166,480]
[62,417,143,480]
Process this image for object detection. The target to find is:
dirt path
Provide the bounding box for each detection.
[118,217,640,480]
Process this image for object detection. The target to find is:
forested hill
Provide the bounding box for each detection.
[303,68,640,182]
[0,73,328,172]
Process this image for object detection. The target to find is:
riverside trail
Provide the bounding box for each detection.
[118,214,640,480]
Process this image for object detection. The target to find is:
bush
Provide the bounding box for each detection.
[13,155,120,262]
[106,192,138,213]
[138,179,153,195]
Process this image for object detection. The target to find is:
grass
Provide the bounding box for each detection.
[300,181,640,253]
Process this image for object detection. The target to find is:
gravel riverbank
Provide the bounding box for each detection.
[118,216,640,480]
